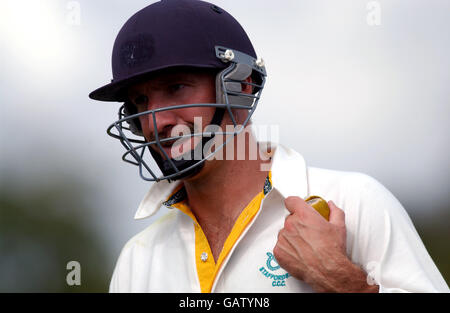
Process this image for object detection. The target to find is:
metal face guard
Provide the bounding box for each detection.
[106,47,267,182]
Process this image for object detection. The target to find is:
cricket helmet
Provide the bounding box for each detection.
[89,0,267,182]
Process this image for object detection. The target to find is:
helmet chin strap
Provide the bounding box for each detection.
[148,107,225,182]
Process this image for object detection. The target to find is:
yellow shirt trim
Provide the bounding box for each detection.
[168,171,272,293]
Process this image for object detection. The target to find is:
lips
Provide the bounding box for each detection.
[155,134,204,160]
[159,138,178,147]
[153,136,191,159]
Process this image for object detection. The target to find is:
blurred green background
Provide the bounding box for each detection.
[0,173,111,292]
[414,209,450,287]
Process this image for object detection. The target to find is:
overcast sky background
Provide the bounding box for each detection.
[1,0,449,266]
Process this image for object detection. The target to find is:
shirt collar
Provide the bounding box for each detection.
[133,142,308,220]
[265,142,308,200]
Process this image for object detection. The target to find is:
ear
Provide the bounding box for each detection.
[241,76,253,94]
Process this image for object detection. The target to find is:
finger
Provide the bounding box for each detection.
[283,213,303,234]
[328,200,345,226]
[284,196,304,214]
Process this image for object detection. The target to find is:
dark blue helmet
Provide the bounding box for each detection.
[89,0,267,182]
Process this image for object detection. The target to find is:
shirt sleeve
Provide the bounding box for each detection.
[344,173,449,293]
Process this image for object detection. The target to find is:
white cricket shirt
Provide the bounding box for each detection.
[110,143,449,293]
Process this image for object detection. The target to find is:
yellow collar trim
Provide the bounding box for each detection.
[167,171,272,293]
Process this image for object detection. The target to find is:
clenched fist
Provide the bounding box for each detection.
[273,196,379,293]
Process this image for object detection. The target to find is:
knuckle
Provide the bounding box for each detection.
[284,215,299,233]
[273,245,283,261]
[296,207,306,221]
[283,217,293,230]
[280,229,289,241]
[277,228,283,240]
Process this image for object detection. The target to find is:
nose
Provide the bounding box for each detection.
[143,97,179,141]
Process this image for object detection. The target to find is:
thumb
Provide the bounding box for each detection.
[328,200,345,226]
[284,196,303,214]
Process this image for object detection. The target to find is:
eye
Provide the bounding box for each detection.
[134,94,148,106]
[168,84,185,93]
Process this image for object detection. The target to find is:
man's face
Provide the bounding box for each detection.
[127,68,217,160]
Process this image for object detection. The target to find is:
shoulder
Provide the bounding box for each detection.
[121,209,178,253]
[305,167,449,292]
[306,166,409,233]
[109,209,181,292]
[109,210,179,292]
[307,166,391,199]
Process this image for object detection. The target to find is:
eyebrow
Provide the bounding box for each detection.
[128,73,196,96]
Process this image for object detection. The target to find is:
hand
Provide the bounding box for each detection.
[273,196,378,293]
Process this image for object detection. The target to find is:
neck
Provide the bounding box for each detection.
[182,139,271,260]
[185,157,269,221]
